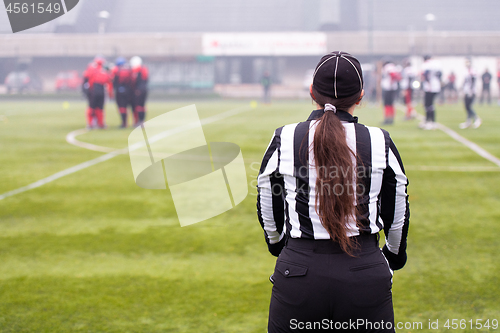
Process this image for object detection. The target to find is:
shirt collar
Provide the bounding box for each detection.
[307,109,358,123]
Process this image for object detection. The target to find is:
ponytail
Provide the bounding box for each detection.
[311,85,361,255]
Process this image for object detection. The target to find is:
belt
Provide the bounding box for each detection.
[286,233,379,254]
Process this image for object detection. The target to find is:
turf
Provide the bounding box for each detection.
[0,99,499,332]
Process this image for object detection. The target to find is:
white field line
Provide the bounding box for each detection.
[66,129,119,153]
[434,122,500,168]
[403,107,500,168]
[66,104,254,153]
[0,105,252,201]
[0,151,124,201]
[405,165,500,172]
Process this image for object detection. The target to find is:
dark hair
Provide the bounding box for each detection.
[310,85,362,255]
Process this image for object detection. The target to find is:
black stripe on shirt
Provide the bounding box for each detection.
[270,172,286,235]
[382,129,391,167]
[258,126,283,175]
[284,200,292,239]
[293,121,314,239]
[380,166,397,234]
[354,123,372,233]
[377,129,393,231]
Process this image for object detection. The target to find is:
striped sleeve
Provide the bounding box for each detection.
[257,127,287,256]
[380,132,410,270]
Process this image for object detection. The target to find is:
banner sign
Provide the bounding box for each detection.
[202,32,327,56]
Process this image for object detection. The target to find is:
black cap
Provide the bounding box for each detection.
[312,51,363,99]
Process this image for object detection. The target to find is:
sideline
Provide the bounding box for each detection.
[434,122,500,168]
[0,151,124,201]
[405,165,500,172]
[406,108,500,168]
[0,105,252,201]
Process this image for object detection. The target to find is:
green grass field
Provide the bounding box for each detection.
[1,98,499,332]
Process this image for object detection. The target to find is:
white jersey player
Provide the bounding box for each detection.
[420,55,442,130]
[460,59,481,129]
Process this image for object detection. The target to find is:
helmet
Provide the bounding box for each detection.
[94,55,105,66]
[115,57,126,66]
[130,56,142,68]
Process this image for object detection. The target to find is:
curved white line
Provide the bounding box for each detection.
[0,104,252,201]
[66,129,125,153]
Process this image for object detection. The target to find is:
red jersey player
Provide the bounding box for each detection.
[400,59,417,119]
[86,57,113,129]
[380,59,401,124]
[130,56,149,127]
[82,59,98,127]
[111,57,133,128]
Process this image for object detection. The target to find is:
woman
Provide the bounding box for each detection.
[257,52,410,332]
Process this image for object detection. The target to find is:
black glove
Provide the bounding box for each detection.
[268,236,287,257]
[382,244,407,270]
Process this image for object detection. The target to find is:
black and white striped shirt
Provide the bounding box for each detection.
[257,109,410,269]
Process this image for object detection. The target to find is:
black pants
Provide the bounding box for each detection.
[480,88,490,104]
[268,235,394,332]
[116,89,132,108]
[464,95,476,119]
[382,90,396,106]
[424,92,437,122]
[89,84,105,109]
[133,89,148,108]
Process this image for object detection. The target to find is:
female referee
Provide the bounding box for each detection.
[257,51,410,332]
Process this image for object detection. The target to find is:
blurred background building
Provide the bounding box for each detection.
[1,0,500,97]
